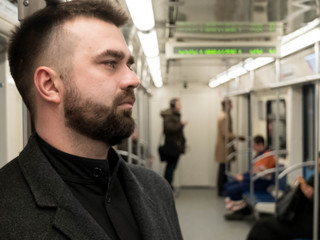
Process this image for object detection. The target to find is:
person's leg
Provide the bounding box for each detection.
[225,179,249,201]
[224,179,251,220]
[217,163,226,196]
[164,157,179,187]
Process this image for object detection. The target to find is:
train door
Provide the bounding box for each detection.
[302,84,315,179]
[179,91,218,186]
[266,99,286,153]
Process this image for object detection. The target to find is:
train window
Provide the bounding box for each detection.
[266,99,286,155]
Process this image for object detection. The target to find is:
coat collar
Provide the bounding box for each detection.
[18,133,165,240]
[18,133,110,239]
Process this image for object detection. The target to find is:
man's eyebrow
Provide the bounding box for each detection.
[94,49,134,64]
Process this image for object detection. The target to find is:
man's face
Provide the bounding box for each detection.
[175,99,181,112]
[253,143,263,153]
[62,17,140,145]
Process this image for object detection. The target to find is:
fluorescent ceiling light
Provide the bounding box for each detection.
[227,65,247,79]
[125,0,155,31]
[146,56,163,88]
[138,30,159,58]
[281,18,320,44]
[149,67,163,87]
[281,28,320,57]
[244,57,274,71]
[152,75,163,88]
[146,56,160,69]
[149,65,161,78]
[209,74,230,88]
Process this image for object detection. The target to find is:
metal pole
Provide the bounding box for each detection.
[146,93,150,167]
[274,58,281,200]
[313,41,319,240]
[249,82,254,198]
[236,87,240,173]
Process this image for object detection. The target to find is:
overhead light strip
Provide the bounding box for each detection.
[125,0,163,88]
[125,0,155,31]
[209,23,320,88]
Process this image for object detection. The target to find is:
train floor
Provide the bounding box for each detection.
[175,187,255,240]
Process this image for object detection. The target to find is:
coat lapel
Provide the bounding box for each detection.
[18,134,110,240]
[52,188,110,240]
[119,162,164,240]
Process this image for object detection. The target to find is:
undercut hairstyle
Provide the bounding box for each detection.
[253,135,265,146]
[8,0,129,116]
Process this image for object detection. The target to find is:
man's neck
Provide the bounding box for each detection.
[36,127,109,160]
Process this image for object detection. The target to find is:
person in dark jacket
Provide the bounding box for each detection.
[247,157,320,240]
[160,98,186,188]
[0,1,183,239]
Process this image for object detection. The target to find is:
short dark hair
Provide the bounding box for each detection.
[221,97,231,110]
[8,0,129,116]
[253,135,265,146]
[170,98,178,109]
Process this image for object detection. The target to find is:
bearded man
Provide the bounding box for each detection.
[0,1,182,239]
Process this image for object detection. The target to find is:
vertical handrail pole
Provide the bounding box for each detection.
[313,41,319,240]
[274,58,281,200]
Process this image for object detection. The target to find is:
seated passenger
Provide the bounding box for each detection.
[224,135,276,220]
[247,156,320,240]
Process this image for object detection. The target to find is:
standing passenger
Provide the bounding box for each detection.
[215,97,245,196]
[160,98,186,189]
[0,1,183,239]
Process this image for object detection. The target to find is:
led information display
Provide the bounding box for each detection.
[174,46,277,56]
[175,22,279,34]
[166,42,279,59]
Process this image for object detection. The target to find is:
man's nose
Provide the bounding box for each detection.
[120,68,140,89]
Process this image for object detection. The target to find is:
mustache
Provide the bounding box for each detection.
[113,89,135,107]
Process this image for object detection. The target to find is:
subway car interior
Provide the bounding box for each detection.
[0,0,320,239]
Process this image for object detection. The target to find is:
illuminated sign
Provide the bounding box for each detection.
[176,22,280,34]
[174,22,282,39]
[166,42,279,59]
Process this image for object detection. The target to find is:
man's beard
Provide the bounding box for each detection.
[63,85,135,146]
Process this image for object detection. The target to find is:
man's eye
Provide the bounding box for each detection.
[128,63,134,71]
[103,61,117,68]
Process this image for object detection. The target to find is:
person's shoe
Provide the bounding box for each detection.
[241,206,252,215]
[224,206,252,220]
[217,191,225,197]
[224,210,245,220]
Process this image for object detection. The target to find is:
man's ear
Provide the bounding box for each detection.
[34,66,62,104]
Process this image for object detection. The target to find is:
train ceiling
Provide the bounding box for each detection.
[4,0,320,87]
[119,0,320,87]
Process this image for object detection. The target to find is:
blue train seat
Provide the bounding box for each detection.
[242,166,287,216]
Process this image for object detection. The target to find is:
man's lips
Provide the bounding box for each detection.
[118,97,135,108]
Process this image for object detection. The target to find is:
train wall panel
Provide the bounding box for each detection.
[280,47,315,81]
[150,83,220,187]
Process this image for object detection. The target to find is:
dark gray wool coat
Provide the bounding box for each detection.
[0,134,183,240]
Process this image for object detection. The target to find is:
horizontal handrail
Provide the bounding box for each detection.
[278,161,315,179]
[226,151,237,161]
[251,149,287,164]
[226,140,236,149]
[252,166,286,181]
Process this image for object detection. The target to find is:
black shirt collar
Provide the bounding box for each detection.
[36,133,120,187]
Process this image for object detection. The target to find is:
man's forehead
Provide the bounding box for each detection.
[62,16,119,36]
[61,16,131,56]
